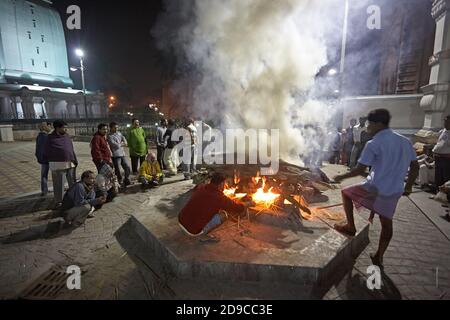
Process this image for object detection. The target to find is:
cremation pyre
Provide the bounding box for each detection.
[194,159,340,220]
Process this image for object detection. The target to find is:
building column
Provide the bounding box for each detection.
[65,99,77,119]
[417,0,450,142]
[43,96,56,119]
[20,96,34,119]
[0,96,12,120]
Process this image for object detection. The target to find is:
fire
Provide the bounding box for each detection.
[223,186,237,198]
[234,170,240,185]
[223,174,280,209]
[252,171,261,185]
[251,177,280,208]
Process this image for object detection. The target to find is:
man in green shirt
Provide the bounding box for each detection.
[128,118,148,174]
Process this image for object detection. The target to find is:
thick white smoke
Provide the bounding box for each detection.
[156,0,341,164]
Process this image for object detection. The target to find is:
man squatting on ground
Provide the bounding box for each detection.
[139,152,164,188]
[178,173,254,242]
[59,170,107,227]
[334,109,419,268]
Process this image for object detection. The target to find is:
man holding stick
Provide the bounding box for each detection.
[333,109,419,268]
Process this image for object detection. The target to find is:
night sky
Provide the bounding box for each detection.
[53,0,165,109]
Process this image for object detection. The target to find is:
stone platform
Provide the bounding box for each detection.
[117,181,370,299]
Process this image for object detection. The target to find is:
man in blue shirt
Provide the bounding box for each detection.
[334,109,419,268]
[60,170,106,227]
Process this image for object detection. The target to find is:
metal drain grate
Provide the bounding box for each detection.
[19,266,70,300]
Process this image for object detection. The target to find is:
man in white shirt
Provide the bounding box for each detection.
[156,119,167,170]
[334,109,419,268]
[349,117,367,168]
[433,115,450,188]
[183,118,198,180]
[108,122,131,186]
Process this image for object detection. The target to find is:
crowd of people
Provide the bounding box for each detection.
[34,117,199,228]
[34,110,450,253]
[320,115,450,206]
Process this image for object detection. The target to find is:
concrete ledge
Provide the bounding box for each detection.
[0,124,14,142]
[119,181,370,298]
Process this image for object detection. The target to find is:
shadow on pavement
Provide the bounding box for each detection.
[0,221,79,244]
[329,270,402,300]
[0,196,54,219]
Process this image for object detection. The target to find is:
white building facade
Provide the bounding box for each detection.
[0,0,105,121]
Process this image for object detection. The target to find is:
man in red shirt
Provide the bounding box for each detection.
[178,173,253,242]
[91,123,113,172]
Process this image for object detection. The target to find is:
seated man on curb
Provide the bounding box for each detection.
[416,145,435,190]
[178,173,254,242]
[440,181,450,221]
[60,170,106,227]
[139,152,164,189]
[94,163,119,212]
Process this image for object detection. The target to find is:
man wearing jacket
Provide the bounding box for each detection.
[139,152,164,189]
[44,120,78,205]
[61,170,106,227]
[91,123,113,172]
[128,118,147,174]
[35,122,51,196]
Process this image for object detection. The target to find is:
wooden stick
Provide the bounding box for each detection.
[316,203,343,210]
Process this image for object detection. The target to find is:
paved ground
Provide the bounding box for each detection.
[0,141,99,199]
[0,141,449,300]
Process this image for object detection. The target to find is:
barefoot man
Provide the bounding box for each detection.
[333,109,419,268]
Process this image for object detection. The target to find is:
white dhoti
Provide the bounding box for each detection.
[418,164,435,185]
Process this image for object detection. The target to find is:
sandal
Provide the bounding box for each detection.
[334,224,356,237]
[199,234,220,243]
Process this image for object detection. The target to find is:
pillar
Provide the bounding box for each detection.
[417,0,450,142]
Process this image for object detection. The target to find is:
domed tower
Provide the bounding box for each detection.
[0,0,73,87]
[0,0,106,126]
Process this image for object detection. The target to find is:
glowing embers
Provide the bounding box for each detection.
[224,171,280,209]
[251,177,280,208]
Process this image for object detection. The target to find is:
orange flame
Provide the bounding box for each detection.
[252,171,261,185]
[224,173,281,209]
[234,170,240,185]
[251,177,280,208]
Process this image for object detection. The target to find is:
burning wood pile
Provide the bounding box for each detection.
[195,159,340,220]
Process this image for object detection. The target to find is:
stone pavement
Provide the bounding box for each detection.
[0,141,449,300]
[0,141,99,199]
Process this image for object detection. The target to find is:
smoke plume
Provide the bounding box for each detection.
[154,0,343,163]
